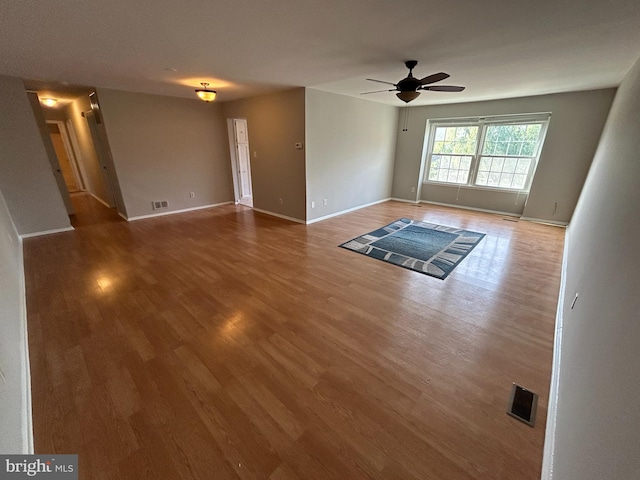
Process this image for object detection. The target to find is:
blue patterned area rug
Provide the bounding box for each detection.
[339,218,485,279]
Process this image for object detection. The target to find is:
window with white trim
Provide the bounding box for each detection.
[423,114,550,192]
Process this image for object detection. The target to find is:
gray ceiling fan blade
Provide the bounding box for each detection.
[420,72,450,85]
[366,78,397,86]
[422,85,465,92]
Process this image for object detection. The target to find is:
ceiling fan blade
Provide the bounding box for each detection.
[420,72,450,85]
[422,85,466,92]
[366,78,397,86]
[360,89,395,95]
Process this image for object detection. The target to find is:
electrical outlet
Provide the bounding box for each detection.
[311,201,315,208]
[323,198,327,206]
[189,192,195,198]
[279,198,283,205]
[411,187,416,193]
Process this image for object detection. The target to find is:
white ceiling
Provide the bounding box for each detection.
[2,0,640,106]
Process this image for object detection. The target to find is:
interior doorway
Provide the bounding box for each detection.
[228,118,253,207]
[46,121,84,193]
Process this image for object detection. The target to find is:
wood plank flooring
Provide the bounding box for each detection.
[23,199,565,479]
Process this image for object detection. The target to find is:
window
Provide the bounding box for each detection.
[423,114,550,192]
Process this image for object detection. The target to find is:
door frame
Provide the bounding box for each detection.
[227,118,254,207]
[46,120,85,191]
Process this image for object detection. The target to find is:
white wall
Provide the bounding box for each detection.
[305,89,398,221]
[97,88,234,219]
[544,57,640,479]
[222,88,307,221]
[391,89,615,222]
[0,75,71,235]
[0,187,32,453]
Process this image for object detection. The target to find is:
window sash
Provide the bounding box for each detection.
[423,116,549,192]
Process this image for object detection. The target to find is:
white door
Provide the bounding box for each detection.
[233,119,253,207]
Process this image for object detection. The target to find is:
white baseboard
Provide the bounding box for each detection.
[541,227,569,479]
[520,217,568,227]
[126,202,233,221]
[390,197,420,204]
[306,198,391,224]
[20,226,75,239]
[420,200,521,217]
[252,208,306,224]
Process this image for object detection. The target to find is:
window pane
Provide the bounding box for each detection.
[488,172,501,186]
[432,126,478,156]
[515,158,531,174]
[499,174,514,188]
[483,124,542,157]
[513,174,527,189]
[491,157,505,171]
[507,142,521,156]
[503,158,517,173]
[479,157,492,171]
[476,171,488,185]
[521,142,535,156]
[494,141,508,155]
[427,154,472,185]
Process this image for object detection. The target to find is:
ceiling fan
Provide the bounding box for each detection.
[362,60,465,103]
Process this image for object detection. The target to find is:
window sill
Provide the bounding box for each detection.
[422,181,530,195]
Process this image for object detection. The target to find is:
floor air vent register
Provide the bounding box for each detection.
[507,383,538,426]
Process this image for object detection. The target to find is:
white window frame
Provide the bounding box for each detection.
[422,113,551,193]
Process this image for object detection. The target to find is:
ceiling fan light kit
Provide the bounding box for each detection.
[362,60,465,103]
[195,82,217,102]
[397,91,420,103]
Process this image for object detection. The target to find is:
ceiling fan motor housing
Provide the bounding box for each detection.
[397,77,421,92]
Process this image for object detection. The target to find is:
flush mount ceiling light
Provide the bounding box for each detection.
[195,82,217,102]
[40,97,58,107]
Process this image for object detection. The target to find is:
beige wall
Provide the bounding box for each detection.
[305,89,397,221]
[544,57,640,479]
[392,89,615,223]
[97,88,234,219]
[222,88,306,221]
[0,188,31,453]
[0,75,70,235]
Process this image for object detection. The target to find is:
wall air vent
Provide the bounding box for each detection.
[507,383,538,426]
[152,200,169,210]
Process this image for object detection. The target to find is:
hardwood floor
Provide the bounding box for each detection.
[23,201,565,479]
[69,192,125,229]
